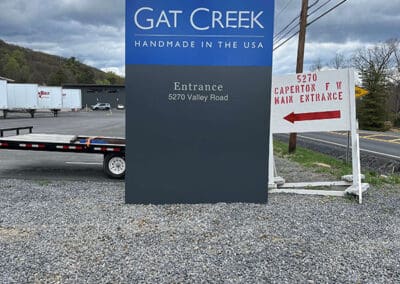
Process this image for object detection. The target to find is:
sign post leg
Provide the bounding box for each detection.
[268,133,276,189]
[346,131,351,164]
[351,130,363,204]
[348,69,363,204]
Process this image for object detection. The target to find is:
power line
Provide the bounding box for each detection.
[273,0,349,51]
[274,0,320,46]
[274,24,299,47]
[276,0,296,19]
[274,0,330,45]
[308,0,321,9]
[273,30,299,51]
[274,13,300,41]
[307,0,348,26]
[308,0,333,17]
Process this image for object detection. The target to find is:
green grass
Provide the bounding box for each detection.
[36,180,51,187]
[273,140,400,186]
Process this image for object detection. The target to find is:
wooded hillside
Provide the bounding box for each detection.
[0,39,124,85]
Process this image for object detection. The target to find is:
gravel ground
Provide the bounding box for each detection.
[1,158,399,283]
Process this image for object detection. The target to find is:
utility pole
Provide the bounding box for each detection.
[289,0,309,153]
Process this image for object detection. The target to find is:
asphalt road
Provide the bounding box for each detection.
[2,110,398,180]
[0,110,125,181]
[277,130,400,160]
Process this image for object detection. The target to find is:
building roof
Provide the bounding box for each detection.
[0,76,15,83]
[62,84,124,88]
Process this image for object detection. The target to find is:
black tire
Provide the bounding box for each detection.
[103,153,126,179]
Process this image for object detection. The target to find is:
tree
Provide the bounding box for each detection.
[352,41,397,130]
[96,78,110,85]
[330,52,348,69]
[2,50,31,82]
[18,64,31,82]
[105,71,121,85]
[3,56,20,79]
[49,68,68,86]
[11,50,26,65]
[77,68,95,84]
[309,58,324,72]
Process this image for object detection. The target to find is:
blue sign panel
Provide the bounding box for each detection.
[126,0,274,66]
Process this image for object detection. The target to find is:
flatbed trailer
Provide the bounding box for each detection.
[0,126,126,178]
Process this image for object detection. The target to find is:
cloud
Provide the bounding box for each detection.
[305,1,400,43]
[274,0,400,43]
[273,0,400,75]
[101,66,125,77]
[0,0,399,78]
[273,39,375,75]
[0,0,125,75]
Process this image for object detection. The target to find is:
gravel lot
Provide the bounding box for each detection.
[1,157,399,283]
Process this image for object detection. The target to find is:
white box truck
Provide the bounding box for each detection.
[62,89,82,110]
[0,80,8,117]
[38,86,63,116]
[5,83,39,118]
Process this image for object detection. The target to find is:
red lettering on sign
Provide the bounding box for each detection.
[299,92,343,103]
[275,95,293,105]
[296,73,318,83]
[276,83,316,95]
[325,82,330,91]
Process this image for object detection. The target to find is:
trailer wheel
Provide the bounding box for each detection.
[29,110,35,118]
[104,153,125,179]
[52,109,59,117]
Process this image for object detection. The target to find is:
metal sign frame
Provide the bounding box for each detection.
[268,69,369,204]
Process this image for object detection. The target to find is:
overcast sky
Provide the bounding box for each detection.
[0,0,399,77]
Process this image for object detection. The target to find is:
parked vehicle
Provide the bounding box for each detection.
[117,104,125,110]
[38,86,62,117]
[5,83,38,118]
[1,82,81,118]
[62,89,82,110]
[0,80,7,111]
[91,103,111,110]
[0,126,126,178]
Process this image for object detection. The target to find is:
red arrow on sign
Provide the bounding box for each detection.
[284,110,341,124]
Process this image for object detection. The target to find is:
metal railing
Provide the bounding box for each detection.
[0,126,33,137]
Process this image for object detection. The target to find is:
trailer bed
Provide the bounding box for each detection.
[0,133,77,143]
[0,133,125,152]
[0,127,126,178]
[0,133,125,145]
